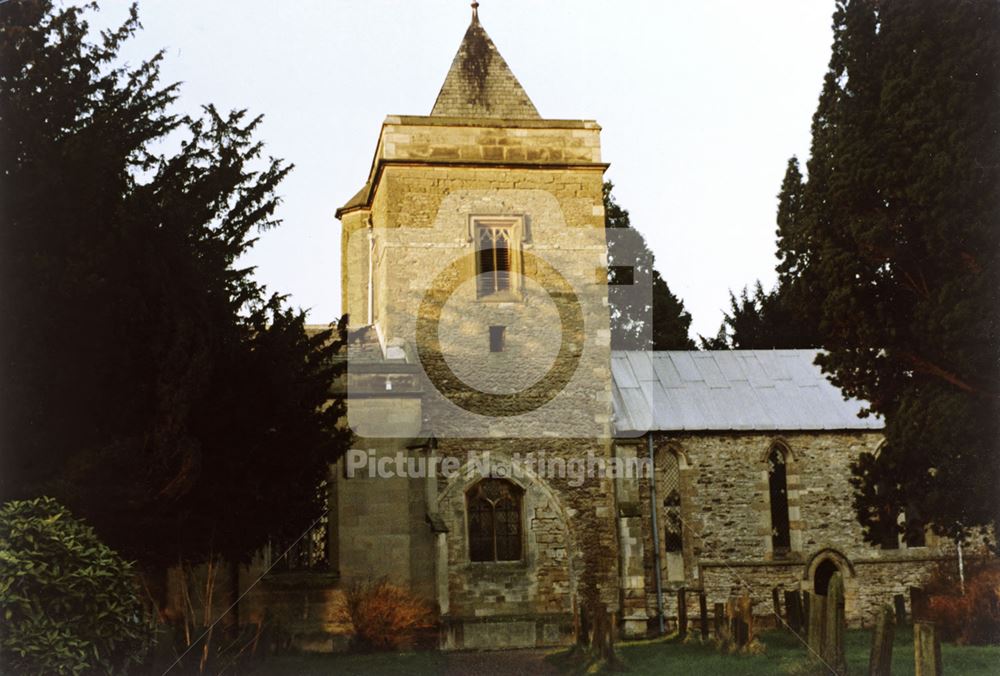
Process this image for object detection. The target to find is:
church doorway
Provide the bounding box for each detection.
[813,558,840,596]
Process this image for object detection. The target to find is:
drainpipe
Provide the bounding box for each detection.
[648,433,665,635]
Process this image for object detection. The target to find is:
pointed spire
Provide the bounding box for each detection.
[430,7,540,119]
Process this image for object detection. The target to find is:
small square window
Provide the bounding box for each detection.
[608,265,635,285]
[489,326,506,352]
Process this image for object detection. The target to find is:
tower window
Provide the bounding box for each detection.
[467,479,523,562]
[768,447,791,553]
[476,224,513,297]
[489,325,506,352]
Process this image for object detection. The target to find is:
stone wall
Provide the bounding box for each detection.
[632,431,961,628]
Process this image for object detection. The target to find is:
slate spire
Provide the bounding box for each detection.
[430,5,540,119]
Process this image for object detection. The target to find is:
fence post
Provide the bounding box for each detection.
[699,591,709,640]
[894,593,908,625]
[677,588,688,639]
[868,604,895,676]
[713,602,725,640]
[803,591,811,634]
[914,621,942,676]
[785,589,803,634]
[823,573,847,675]
[772,587,782,628]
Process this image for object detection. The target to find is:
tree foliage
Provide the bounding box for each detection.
[699,278,821,350]
[775,0,1000,543]
[0,497,153,675]
[0,1,351,567]
[604,182,695,350]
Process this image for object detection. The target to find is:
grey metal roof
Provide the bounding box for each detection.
[611,350,883,434]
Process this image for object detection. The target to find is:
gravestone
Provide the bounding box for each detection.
[868,604,895,676]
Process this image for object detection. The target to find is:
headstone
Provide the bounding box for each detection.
[772,587,783,628]
[677,588,688,639]
[894,593,908,625]
[785,589,803,634]
[699,591,709,640]
[807,593,827,661]
[868,604,895,676]
[823,573,847,676]
[914,621,942,676]
[910,587,927,622]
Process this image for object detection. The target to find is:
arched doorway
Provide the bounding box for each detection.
[813,558,840,596]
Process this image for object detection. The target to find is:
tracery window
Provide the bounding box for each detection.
[476,223,514,297]
[467,479,523,562]
[768,447,791,553]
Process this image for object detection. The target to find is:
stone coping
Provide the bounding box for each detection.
[385,115,600,130]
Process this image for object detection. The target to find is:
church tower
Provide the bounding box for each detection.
[334,5,619,649]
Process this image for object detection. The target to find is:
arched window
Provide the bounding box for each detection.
[467,479,523,562]
[663,490,683,553]
[661,450,683,553]
[767,446,791,553]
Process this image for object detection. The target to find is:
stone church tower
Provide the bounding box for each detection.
[333,6,618,648]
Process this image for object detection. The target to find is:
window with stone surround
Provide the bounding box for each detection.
[269,480,330,571]
[473,217,521,299]
[661,451,683,553]
[467,479,523,562]
[767,446,791,554]
[871,443,928,550]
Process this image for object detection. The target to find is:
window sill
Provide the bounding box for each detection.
[263,569,340,588]
[476,292,523,304]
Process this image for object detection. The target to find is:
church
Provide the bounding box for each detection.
[234,6,960,651]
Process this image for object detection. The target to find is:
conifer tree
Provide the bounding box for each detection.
[604,182,695,350]
[776,0,1000,543]
[0,1,351,567]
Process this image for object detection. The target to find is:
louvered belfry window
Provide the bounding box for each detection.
[467,479,523,562]
[476,224,513,297]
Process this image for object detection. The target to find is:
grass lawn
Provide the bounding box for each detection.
[246,650,447,676]
[561,628,1000,676]
[243,628,999,675]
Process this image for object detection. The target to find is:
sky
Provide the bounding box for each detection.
[87,0,837,339]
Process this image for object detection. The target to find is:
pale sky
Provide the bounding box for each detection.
[88,0,836,339]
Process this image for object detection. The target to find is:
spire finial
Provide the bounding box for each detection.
[471,2,479,21]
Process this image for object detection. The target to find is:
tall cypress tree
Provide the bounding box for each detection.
[777,0,1000,544]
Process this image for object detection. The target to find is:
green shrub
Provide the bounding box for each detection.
[0,497,152,674]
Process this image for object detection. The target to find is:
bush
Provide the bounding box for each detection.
[339,577,436,651]
[0,497,152,674]
[927,562,1000,645]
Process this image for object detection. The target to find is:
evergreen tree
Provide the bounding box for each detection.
[700,279,821,350]
[604,182,695,350]
[777,0,1000,544]
[0,1,351,566]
